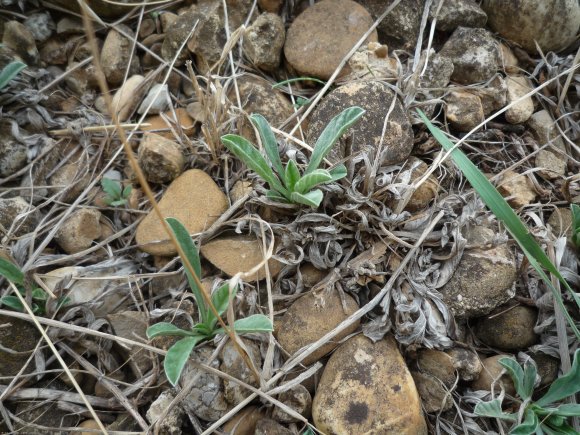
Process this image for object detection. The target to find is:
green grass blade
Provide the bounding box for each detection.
[164,335,204,386]
[306,107,365,175]
[0,258,24,285]
[290,190,323,207]
[284,159,300,191]
[165,217,206,324]
[0,61,26,90]
[294,169,333,194]
[250,114,284,177]
[418,110,580,339]
[222,134,288,196]
[272,77,326,88]
[571,204,580,247]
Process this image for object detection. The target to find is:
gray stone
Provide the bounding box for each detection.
[255,418,294,435]
[474,304,539,351]
[220,338,262,406]
[0,197,39,238]
[146,390,184,434]
[2,21,38,64]
[528,110,567,179]
[23,12,55,43]
[0,121,27,178]
[271,384,312,423]
[108,311,153,376]
[446,347,482,381]
[430,0,487,32]
[138,83,170,115]
[243,13,285,72]
[444,90,484,132]
[0,314,40,381]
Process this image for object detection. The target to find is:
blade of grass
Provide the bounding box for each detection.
[417,109,580,339]
[272,77,326,88]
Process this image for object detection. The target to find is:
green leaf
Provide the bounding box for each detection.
[499,357,526,399]
[290,190,323,207]
[108,199,127,207]
[293,169,333,194]
[538,404,580,417]
[541,422,578,435]
[122,185,132,199]
[0,61,26,90]
[329,164,347,181]
[474,398,517,421]
[165,217,206,323]
[266,190,289,203]
[0,257,24,285]
[522,358,538,401]
[31,288,47,301]
[0,296,24,311]
[221,134,288,196]
[250,114,284,178]
[214,314,273,335]
[417,110,580,339]
[164,335,204,386]
[284,159,301,191]
[306,106,365,174]
[536,349,580,407]
[511,409,539,435]
[571,204,580,247]
[272,77,326,88]
[146,322,198,339]
[205,282,237,330]
[101,177,122,198]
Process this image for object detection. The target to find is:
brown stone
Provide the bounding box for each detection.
[474,304,539,351]
[142,108,195,139]
[471,354,516,395]
[55,208,102,254]
[138,133,185,184]
[100,25,140,86]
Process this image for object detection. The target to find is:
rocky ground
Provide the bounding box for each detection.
[0,0,579,433]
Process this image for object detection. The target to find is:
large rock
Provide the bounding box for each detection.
[474,304,539,351]
[201,235,282,282]
[439,27,500,85]
[440,226,517,318]
[243,13,285,72]
[482,0,580,54]
[312,335,427,434]
[100,25,140,86]
[357,0,422,51]
[136,169,228,255]
[0,314,40,381]
[276,289,359,365]
[429,0,487,32]
[306,81,413,166]
[284,0,378,80]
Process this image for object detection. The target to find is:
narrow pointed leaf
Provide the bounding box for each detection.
[329,164,347,181]
[206,281,237,330]
[474,398,517,421]
[510,409,539,435]
[536,349,580,407]
[418,109,580,339]
[0,296,24,311]
[290,190,323,207]
[284,159,301,190]
[521,359,538,401]
[0,61,26,90]
[165,217,206,323]
[294,169,333,194]
[541,422,578,435]
[266,189,289,203]
[0,258,24,285]
[222,134,288,196]
[499,357,525,399]
[250,113,284,177]
[571,204,580,247]
[214,314,273,335]
[146,322,197,339]
[306,106,365,174]
[164,336,204,386]
[538,404,580,417]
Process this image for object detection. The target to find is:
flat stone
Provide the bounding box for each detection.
[430,0,487,32]
[136,169,228,255]
[312,335,427,434]
[439,26,500,85]
[496,169,536,208]
[306,81,413,166]
[505,75,534,124]
[243,13,285,72]
[474,304,539,351]
[284,0,378,80]
[201,235,282,282]
[276,289,359,366]
[107,311,153,376]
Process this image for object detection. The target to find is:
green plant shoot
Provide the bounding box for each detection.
[0,61,26,90]
[571,204,580,248]
[474,351,580,434]
[221,106,365,207]
[418,110,580,339]
[146,218,273,386]
[101,177,132,207]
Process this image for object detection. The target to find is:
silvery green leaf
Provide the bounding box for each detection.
[294,169,333,194]
[284,159,300,190]
[290,190,323,207]
[250,113,284,177]
[474,398,517,421]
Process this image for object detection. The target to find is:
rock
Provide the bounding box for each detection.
[244,13,285,72]
[444,90,484,132]
[230,180,253,203]
[50,0,137,19]
[78,419,101,434]
[24,12,55,43]
[100,25,140,86]
[418,51,455,115]
[220,338,262,406]
[482,0,580,54]
[146,390,184,434]
[300,263,328,288]
[499,43,519,74]
[161,8,198,65]
[0,314,40,381]
[107,311,153,376]
[48,154,91,203]
[306,81,413,166]
[201,236,282,282]
[548,208,574,240]
[343,42,398,81]
[136,169,228,255]
[55,208,102,254]
[2,21,38,64]
[528,110,567,179]
[258,0,283,13]
[0,197,39,238]
[313,335,427,434]
[138,83,170,115]
[411,371,453,413]
[255,418,294,435]
[111,74,146,121]
[388,157,439,212]
[0,121,28,178]
[284,0,378,80]
[186,0,254,72]
[277,289,359,366]
[138,133,185,184]
[505,75,534,124]
[182,346,231,421]
[429,0,487,32]
[471,354,516,395]
[531,352,559,389]
[496,169,536,208]
[474,304,539,351]
[446,347,482,381]
[416,349,456,387]
[272,384,312,423]
[439,27,500,85]
[357,0,422,51]
[440,226,517,318]
[221,406,267,434]
[471,75,507,115]
[159,12,178,33]
[142,108,195,139]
